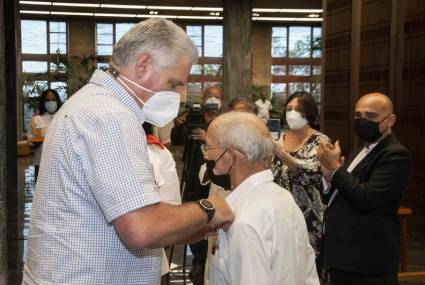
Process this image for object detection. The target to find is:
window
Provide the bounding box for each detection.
[271,65,286,76]
[272,27,287,57]
[49,22,67,54]
[289,27,311,58]
[21,20,67,55]
[270,26,322,112]
[186,25,223,102]
[96,23,114,56]
[96,22,136,56]
[21,19,68,132]
[312,27,322,58]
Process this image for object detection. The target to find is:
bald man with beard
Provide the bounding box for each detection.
[317,93,412,285]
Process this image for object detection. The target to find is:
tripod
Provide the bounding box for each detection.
[168,138,208,284]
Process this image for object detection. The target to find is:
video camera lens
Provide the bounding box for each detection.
[186,103,204,129]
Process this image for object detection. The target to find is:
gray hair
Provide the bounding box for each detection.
[111,18,198,70]
[209,112,274,163]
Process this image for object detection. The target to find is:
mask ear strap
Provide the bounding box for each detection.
[380,113,392,123]
[215,148,228,163]
[227,150,236,175]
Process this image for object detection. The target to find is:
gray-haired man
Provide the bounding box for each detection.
[204,112,319,285]
[23,18,233,285]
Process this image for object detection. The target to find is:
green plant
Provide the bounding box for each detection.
[21,75,47,114]
[251,84,270,102]
[66,54,97,96]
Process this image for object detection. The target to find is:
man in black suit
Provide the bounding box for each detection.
[317,92,412,285]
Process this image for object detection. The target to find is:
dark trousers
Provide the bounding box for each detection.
[189,238,208,265]
[330,269,397,285]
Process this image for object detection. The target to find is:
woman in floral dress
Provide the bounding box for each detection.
[272,91,329,267]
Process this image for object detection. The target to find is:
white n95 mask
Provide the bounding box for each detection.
[117,74,180,127]
[205,97,222,110]
[286,110,308,130]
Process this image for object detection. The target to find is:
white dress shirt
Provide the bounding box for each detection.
[255,99,272,120]
[208,170,319,285]
[147,143,181,276]
[147,143,181,205]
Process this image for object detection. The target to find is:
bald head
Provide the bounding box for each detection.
[357,92,393,114]
[207,112,273,163]
[355,92,396,135]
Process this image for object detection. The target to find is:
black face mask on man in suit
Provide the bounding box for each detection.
[353,114,391,143]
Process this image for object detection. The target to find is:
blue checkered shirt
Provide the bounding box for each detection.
[23,70,162,285]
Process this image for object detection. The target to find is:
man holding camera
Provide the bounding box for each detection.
[171,86,223,285]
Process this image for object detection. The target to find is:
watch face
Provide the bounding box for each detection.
[201,199,214,210]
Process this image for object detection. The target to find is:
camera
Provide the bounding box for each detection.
[186,103,204,129]
[185,102,219,129]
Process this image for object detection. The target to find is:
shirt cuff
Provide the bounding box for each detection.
[322,177,330,194]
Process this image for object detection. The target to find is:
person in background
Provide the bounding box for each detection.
[28,88,62,178]
[318,92,412,285]
[152,121,174,149]
[143,122,181,284]
[171,86,224,285]
[255,91,272,120]
[205,112,319,285]
[271,91,329,272]
[227,96,258,114]
[23,18,233,285]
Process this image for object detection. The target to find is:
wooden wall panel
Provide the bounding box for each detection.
[398,0,425,209]
[359,0,391,110]
[322,0,353,155]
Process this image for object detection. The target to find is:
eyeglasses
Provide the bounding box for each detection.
[205,93,222,99]
[200,144,225,155]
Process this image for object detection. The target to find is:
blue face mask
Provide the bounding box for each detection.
[45,101,57,114]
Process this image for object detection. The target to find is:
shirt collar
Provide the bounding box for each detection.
[366,141,379,152]
[226,169,274,205]
[89,69,146,123]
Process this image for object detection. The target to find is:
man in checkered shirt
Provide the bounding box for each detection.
[23,18,234,285]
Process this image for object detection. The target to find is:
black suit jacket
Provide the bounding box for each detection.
[323,134,411,275]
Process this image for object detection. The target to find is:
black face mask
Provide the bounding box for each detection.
[204,149,233,190]
[353,115,389,143]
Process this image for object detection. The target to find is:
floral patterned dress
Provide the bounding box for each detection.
[271,132,327,257]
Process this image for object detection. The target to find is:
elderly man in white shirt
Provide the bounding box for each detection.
[203,112,319,285]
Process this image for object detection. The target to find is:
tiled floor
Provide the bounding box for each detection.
[7,153,425,284]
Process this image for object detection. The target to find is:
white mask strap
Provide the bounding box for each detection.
[118,73,154,94]
[116,76,145,106]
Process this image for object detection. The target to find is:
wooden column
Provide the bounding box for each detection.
[223,0,252,102]
[1,0,18,283]
[350,0,361,151]
[2,0,18,283]
[0,0,8,282]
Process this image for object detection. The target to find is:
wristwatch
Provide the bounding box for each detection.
[197,199,215,223]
